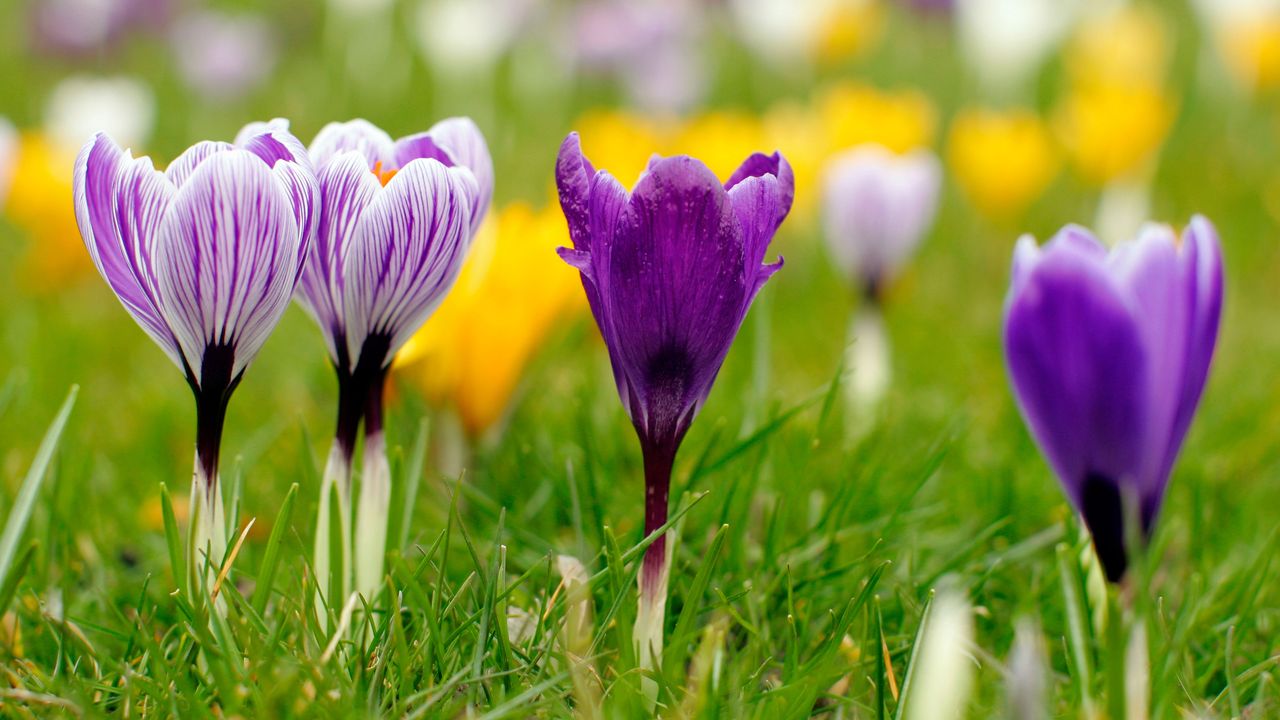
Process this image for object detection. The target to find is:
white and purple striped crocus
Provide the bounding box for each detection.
[1004,219,1223,582]
[298,118,490,605]
[555,132,792,672]
[73,120,317,582]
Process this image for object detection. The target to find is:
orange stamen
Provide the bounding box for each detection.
[371,161,398,186]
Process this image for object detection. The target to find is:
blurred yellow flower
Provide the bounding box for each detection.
[4,133,91,287]
[815,1,884,66]
[1055,82,1175,186]
[947,108,1059,219]
[1217,18,1280,93]
[1066,5,1169,90]
[572,109,667,189]
[764,101,825,219]
[671,111,768,180]
[396,202,585,438]
[818,82,936,155]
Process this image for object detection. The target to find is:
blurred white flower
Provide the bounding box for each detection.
[906,590,975,720]
[414,0,532,75]
[0,117,15,208]
[171,10,276,101]
[29,0,170,56]
[823,144,942,296]
[956,0,1077,99]
[45,76,155,152]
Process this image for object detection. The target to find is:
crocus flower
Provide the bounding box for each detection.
[729,0,881,68]
[1004,220,1223,582]
[946,107,1058,221]
[1194,0,1280,94]
[29,0,171,57]
[299,117,490,604]
[822,145,941,301]
[396,201,584,446]
[817,82,937,156]
[73,120,317,586]
[171,10,277,101]
[555,132,792,674]
[823,144,941,425]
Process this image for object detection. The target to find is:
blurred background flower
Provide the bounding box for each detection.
[947,108,1059,221]
[1194,0,1280,95]
[728,0,883,70]
[171,9,277,102]
[5,75,154,288]
[28,0,171,58]
[955,0,1075,100]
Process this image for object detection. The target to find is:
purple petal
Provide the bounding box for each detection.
[603,155,749,442]
[342,160,478,366]
[725,150,794,220]
[1005,244,1150,510]
[556,132,596,255]
[295,152,382,363]
[392,134,455,170]
[309,119,395,171]
[73,133,182,365]
[726,170,787,301]
[152,150,302,384]
[238,119,313,173]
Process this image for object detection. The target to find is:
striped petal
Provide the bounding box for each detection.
[295,151,382,363]
[342,160,478,367]
[406,117,493,229]
[310,119,395,171]
[73,133,182,366]
[152,150,302,384]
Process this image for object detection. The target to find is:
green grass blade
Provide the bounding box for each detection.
[0,385,77,589]
[252,482,299,614]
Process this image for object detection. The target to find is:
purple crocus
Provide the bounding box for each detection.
[555,132,792,668]
[1004,219,1223,582]
[298,118,491,604]
[822,144,941,302]
[73,119,316,581]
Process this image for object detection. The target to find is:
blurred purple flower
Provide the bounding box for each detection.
[73,119,316,570]
[297,117,491,601]
[555,132,791,662]
[822,145,941,301]
[1004,219,1223,581]
[29,0,170,57]
[171,10,276,101]
[568,0,706,114]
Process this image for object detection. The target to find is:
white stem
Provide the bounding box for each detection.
[634,540,672,708]
[355,430,391,602]
[434,407,468,480]
[1124,622,1149,720]
[1094,179,1151,247]
[314,444,353,629]
[845,306,891,434]
[188,456,226,603]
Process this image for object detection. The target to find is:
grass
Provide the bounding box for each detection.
[3,2,1280,717]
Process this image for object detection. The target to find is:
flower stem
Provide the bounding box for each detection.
[354,368,390,602]
[636,436,677,696]
[315,369,362,628]
[190,387,230,605]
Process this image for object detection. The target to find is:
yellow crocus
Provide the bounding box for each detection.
[947,108,1059,220]
[1066,4,1169,90]
[396,202,585,438]
[1055,82,1175,186]
[763,101,826,219]
[4,133,92,287]
[1217,18,1280,93]
[817,82,936,155]
[815,0,884,67]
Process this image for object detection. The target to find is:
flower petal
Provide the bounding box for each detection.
[343,160,478,366]
[309,119,395,171]
[153,150,302,384]
[556,132,597,255]
[239,119,314,173]
[73,133,182,366]
[1005,243,1149,510]
[418,116,493,226]
[296,151,382,363]
[604,155,748,440]
[166,140,235,187]
[725,150,795,219]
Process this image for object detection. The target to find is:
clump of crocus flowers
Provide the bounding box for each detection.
[1004,218,1223,582]
[74,120,317,592]
[555,131,793,678]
